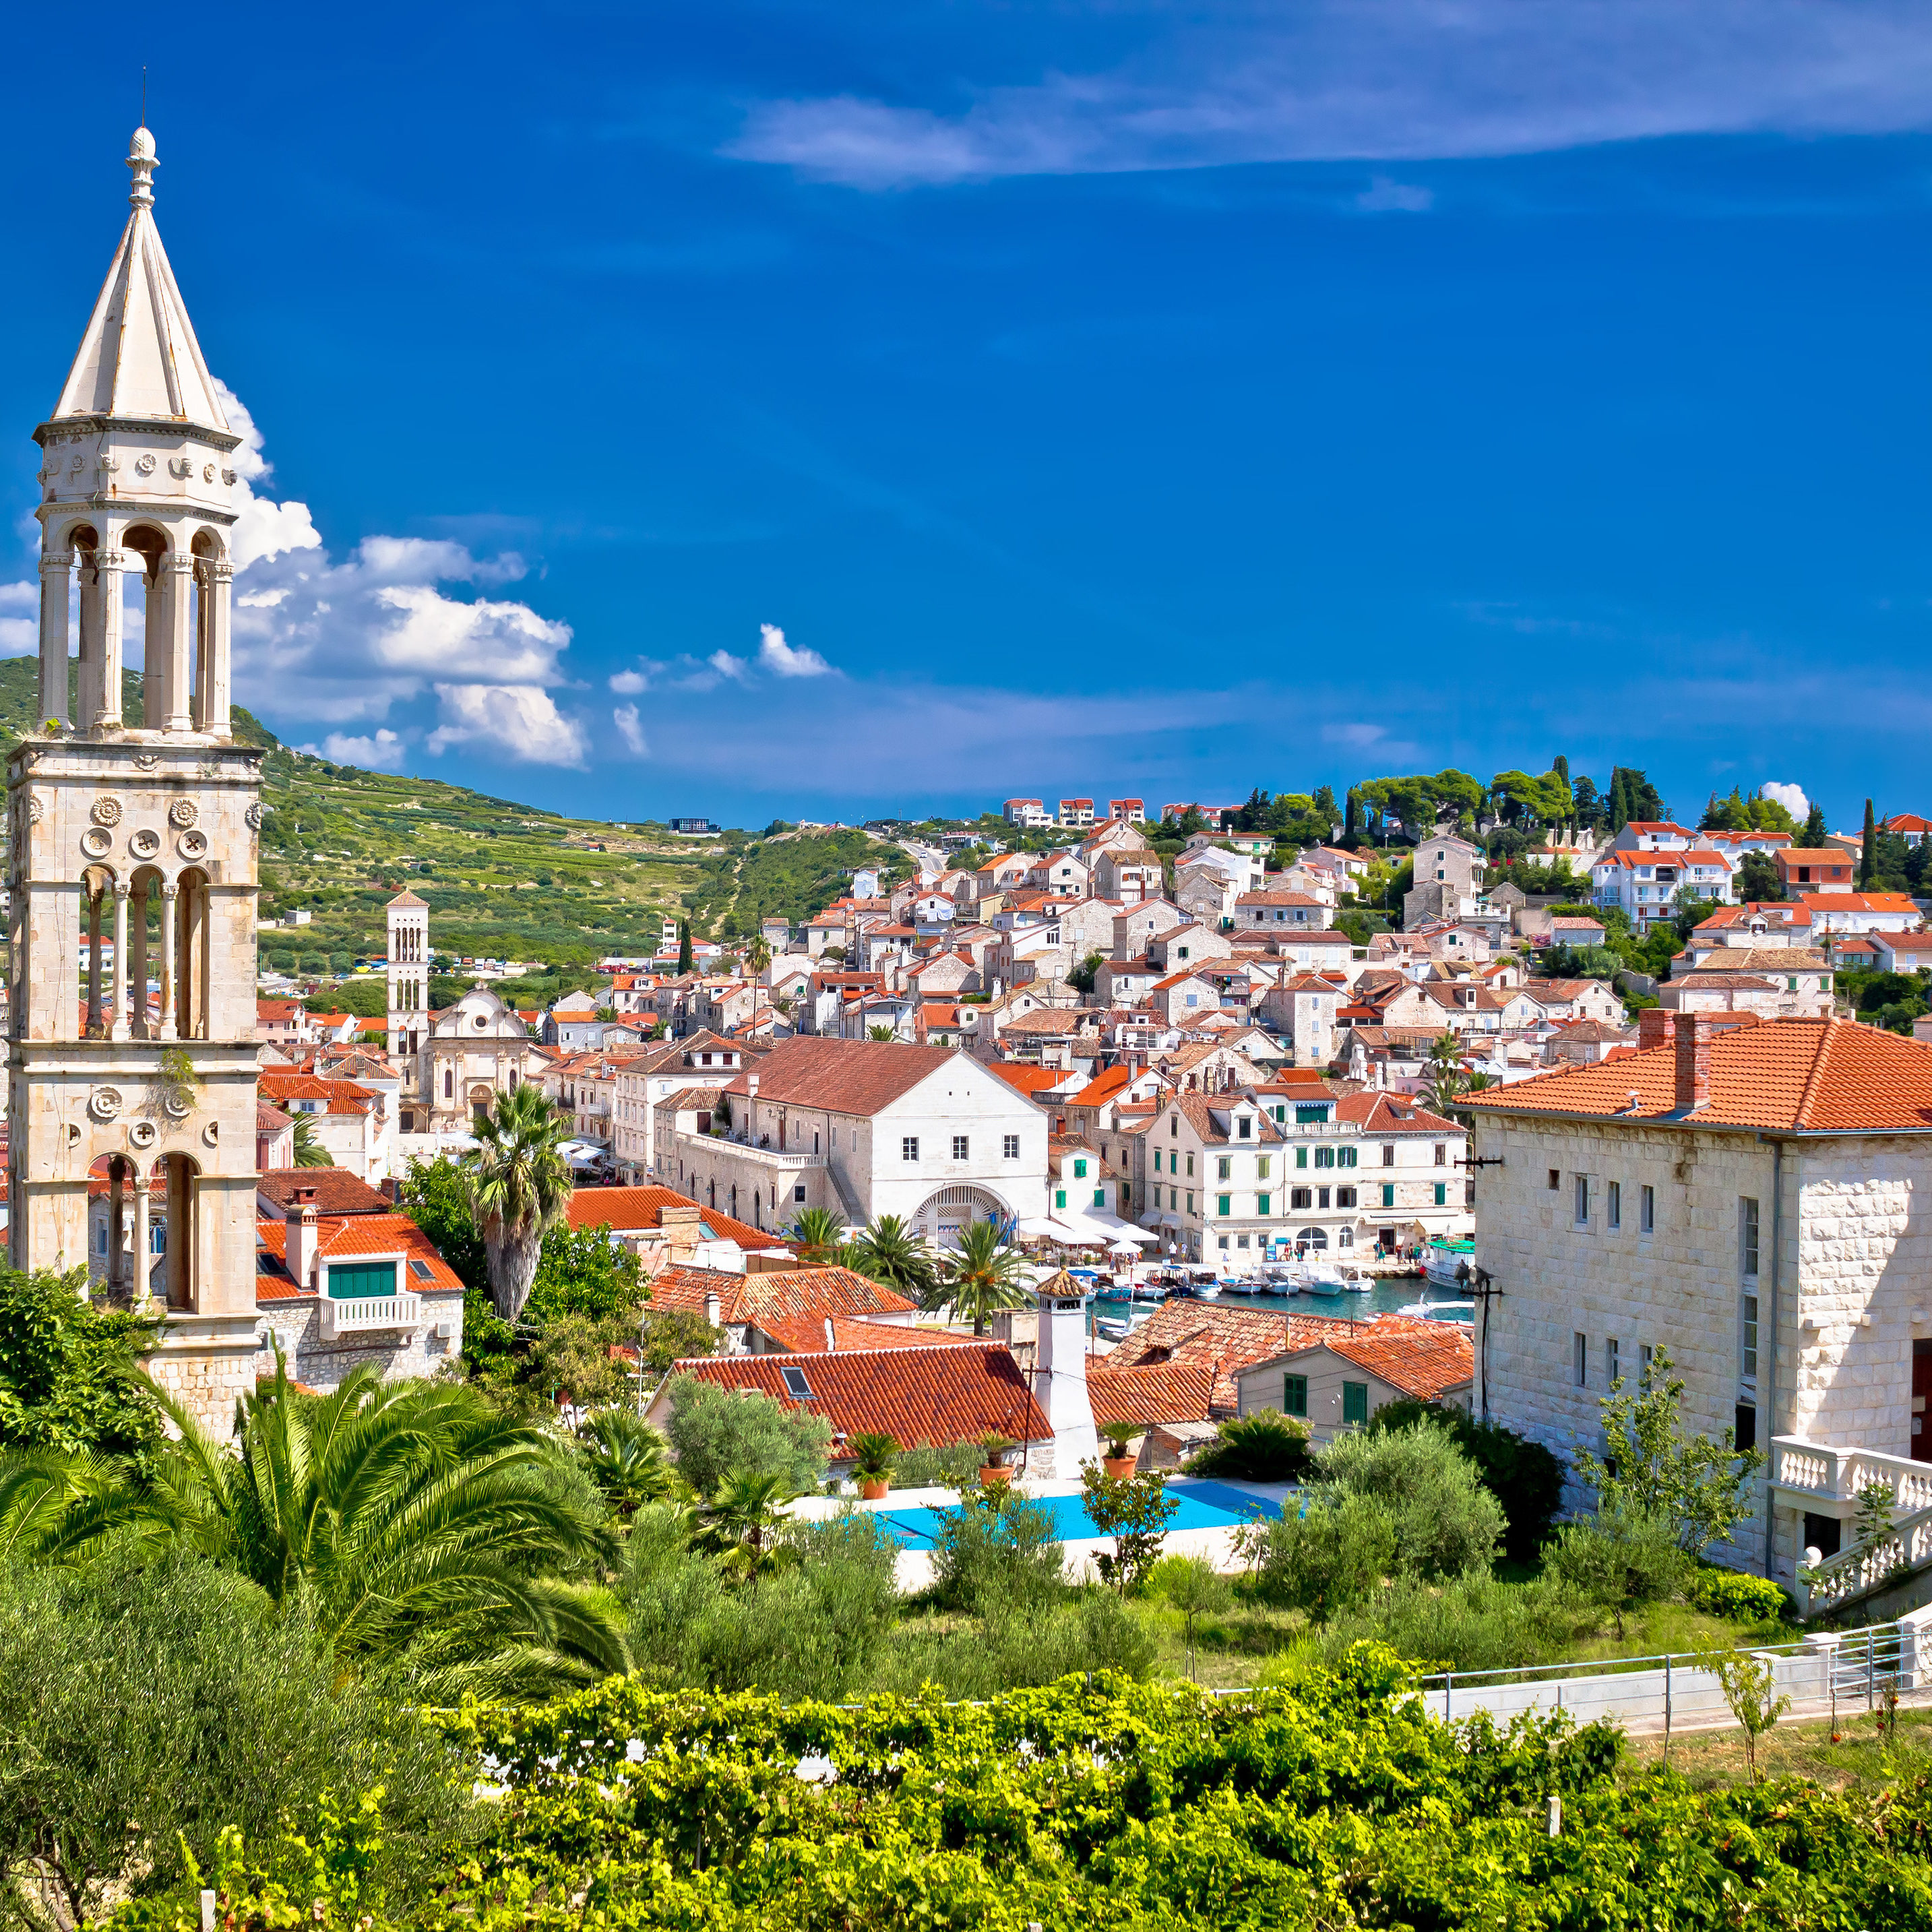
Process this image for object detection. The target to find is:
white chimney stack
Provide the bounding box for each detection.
[704,1289,721,1328]
[824,1317,836,1352]
[1032,1272,1098,1477]
[285,1193,319,1289]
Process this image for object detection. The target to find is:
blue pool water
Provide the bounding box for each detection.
[873,1478,1280,1549]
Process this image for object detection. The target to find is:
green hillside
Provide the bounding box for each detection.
[0,658,903,978]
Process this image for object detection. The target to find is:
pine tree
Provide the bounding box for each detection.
[677,920,693,973]
[1860,799,1877,887]
[1803,801,1828,847]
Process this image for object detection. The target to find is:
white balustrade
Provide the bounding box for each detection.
[317,1292,422,1340]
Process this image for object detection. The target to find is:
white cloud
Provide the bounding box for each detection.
[321,728,408,770]
[427,683,589,768]
[1357,176,1433,212]
[1321,720,1390,749]
[757,621,835,678]
[613,702,648,756]
[728,2,1932,187]
[212,388,588,767]
[609,668,648,694]
[707,649,753,683]
[1761,780,1810,819]
[0,580,34,656]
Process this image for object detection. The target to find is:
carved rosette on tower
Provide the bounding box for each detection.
[7,125,263,1433]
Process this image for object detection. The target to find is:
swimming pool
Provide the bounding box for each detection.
[871,1478,1280,1548]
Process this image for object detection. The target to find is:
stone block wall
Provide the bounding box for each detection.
[256,1290,466,1390]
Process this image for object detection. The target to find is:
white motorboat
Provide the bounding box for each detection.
[1424,1238,1476,1290]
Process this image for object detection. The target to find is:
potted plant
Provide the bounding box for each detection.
[850,1430,900,1501]
[977,1433,1017,1486]
[1101,1423,1142,1480]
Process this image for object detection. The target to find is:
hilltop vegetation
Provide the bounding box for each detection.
[0,660,902,975]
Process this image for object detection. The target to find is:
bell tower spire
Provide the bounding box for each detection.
[9,127,265,1436]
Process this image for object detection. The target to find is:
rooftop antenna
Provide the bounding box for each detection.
[140,67,147,127]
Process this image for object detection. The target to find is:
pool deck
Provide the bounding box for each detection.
[791,1475,1292,1591]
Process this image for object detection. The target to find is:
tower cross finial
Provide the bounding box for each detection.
[127,119,156,211]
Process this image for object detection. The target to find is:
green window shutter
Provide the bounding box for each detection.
[1435,1183,1447,1206]
[1296,1147,1308,1169]
[1055,1189,1067,1210]
[327,1261,398,1300]
[1342,1146,1358,1168]
[1342,1381,1369,1426]
[1093,1188,1105,1207]
[1073,1159,1087,1177]
[1217,1193,1231,1216]
[1283,1374,1308,1418]
[1381,1183,1395,1208]
[1257,1193,1270,1216]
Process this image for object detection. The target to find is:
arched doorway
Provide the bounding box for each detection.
[911,1184,1006,1250]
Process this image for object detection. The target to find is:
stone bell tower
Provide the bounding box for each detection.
[8,125,263,1431]
[385,887,429,1061]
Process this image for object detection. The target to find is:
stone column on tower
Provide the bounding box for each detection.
[36,550,69,727]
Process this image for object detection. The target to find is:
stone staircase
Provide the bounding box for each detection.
[1772,1437,1932,1620]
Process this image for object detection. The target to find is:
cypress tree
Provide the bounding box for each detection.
[1803,801,1828,847]
[1608,768,1629,834]
[1344,788,1361,839]
[1860,799,1877,887]
[677,920,693,973]
[1552,753,1569,788]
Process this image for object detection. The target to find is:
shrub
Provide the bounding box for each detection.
[1368,1400,1563,1561]
[875,1591,1156,1698]
[0,1265,163,1460]
[894,1439,983,1489]
[1185,1410,1313,1483]
[1544,1506,1687,1638]
[1253,1493,1396,1619]
[664,1377,832,1496]
[929,1481,1065,1615]
[1321,1421,1505,1579]
[1684,1564,1795,1625]
[1319,1569,1586,1674]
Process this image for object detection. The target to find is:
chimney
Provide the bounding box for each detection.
[286,1200,319,1288]
[703,1289,720,1328]
[1637,1007,1676,1052]
[1673,1012,1712,1113]
[823,1317,836,1352]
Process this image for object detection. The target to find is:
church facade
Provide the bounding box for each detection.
[10,127,262,1429]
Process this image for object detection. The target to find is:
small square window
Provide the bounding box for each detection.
[1548,1168,1561,1191]
[1073,1158,1088,1179]
[902,1136,919,1160]
[780,1366,814,1399]
[1003,1134,1020,1158]
[793,1183,807,1202]
[952,1135,970,1160]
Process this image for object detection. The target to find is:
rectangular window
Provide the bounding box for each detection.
[1073,1158,1088,1178]
[1315,1146,1335,1169]
[1218,1234,1229,1249]
[328,1261,398,1300]
[1607,1336,1620,1388]
[1186,1191,1194,1214]
[1608,1181,1621,1230]
[1433,1182,1447,1207]
[1640,1184,1655,1234]
[1002,1133,1019,1159]
[1185,1154,1194,1177]
[902,1136,919,1161]
[1342,1381,1369,1427]
[1257,1156,1271,1180]
[1548,1168,1560,1191]
[1340,1146,1357,1168]
[792,1183,807,1202]
[1317,1186,1331,1210]
[1169,1187,1178,1210]
[1282,1373,1309,1417]
[1218,1193,1231,1216]
[1292,1187,1311,1210]
[1094,1187,1106,1207]
[1574,1332,1588,1387]
[1296,1147,1308,1169]
[1154,1149,1163,1174]
[1382,1144,1396,1166]
[1218,1156,1232,1181]
[780,1365,814,1399]
[1639,1342,1653,1375]
[1336,1186,1357,1208]
[1238,1117,1252,1140]
[1574,1175,1590,1226]
[952,1134,970,1160]
[1434,1144,1447,1166]
[1055,1188,1067,1210]
[1741,1196,1760,1278]
[1381,1183,1395,1208]
[1741,1292,1759,1385]
[1257,1192,1271,1215]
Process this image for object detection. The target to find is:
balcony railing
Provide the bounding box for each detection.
[671,1128,825,1171]
[318,1292,423,1340]
[1769,1435,1932,1516]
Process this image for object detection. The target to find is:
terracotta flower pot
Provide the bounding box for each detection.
[978,1464,1014,1486]
[1102,1454,1138,1480]
[859,1477,890,1500]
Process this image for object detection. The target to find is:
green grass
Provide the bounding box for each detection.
[0,658,904,974]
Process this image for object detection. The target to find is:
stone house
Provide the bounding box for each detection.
[1235,1319,1474,1443]
[1403,834,1487,927]
[1463,1011,1932,1582]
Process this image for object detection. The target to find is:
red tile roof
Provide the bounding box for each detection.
[1464,1015,1932,1133]
[564,1184,792,1254]
[1334,1092,1464,1134]
[753,1313,980,1353]
[1086,1362,1216,1430]
[255,1213,464,1300]
[665,1344,1052,1450]
[257,1169,392,1216]
[1278,1323,1474,1403]
[987,1061,1071,1097]
[644,1261,916,1327]
[716,1036,958,1113]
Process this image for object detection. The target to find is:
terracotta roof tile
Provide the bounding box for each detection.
[257,1168,392,1215]
[665,1344,1051,1450]
[644,1261,916,1327]
[1278,1323,1474,1403]
[564,1184,792,1254]
[255,1214,464,1301]
[1086,1362,1216,1430]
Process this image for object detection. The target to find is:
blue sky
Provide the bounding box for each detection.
[5,2,1932,831]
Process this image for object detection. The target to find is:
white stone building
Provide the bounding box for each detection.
[668,1036,1049,1245]
[1464,1011,1932,1585]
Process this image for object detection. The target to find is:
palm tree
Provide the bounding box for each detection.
[929,1218,1032,1336]
[577,1408,674,1519]
[699,1468,792,1584]
[467,1083,573,1322]
[745,935,773,977]
[785,1206,849,1264]
[290,1115,334,1168]
[850,1214,938,1297]
[3,1353,625,1699]
[868,1024,896,1042]
[1423,1031,1470,1115]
